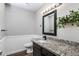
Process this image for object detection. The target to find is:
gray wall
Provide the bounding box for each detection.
[5,4,36,36]
[0,3,5,37]
[0,3,5,53]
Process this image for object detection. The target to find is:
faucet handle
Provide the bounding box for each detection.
[43,36,46,40]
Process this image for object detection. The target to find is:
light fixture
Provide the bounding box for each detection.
[42,3,62,15]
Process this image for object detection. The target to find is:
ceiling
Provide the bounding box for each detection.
[11,3,45,12]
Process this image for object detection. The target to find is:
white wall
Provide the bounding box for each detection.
[35,3,79,42]
[0,3,5,28]
[0,4,5,54]
[0,3,5,38]
[5,4,36,36]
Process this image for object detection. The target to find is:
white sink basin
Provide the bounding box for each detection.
[38,40,48,43]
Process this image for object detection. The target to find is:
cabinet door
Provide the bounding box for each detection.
[41,48,48,56]
[33,43,41,56]
[33,42,57,56]
[47,51,56,56]
[33,43,41,50]
[33,50,41,56]
[42,48,56,56]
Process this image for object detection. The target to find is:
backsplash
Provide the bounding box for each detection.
[47,37,79,46]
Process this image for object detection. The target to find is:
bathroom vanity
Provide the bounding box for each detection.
[33,38,79,56]
[33,42,58,56]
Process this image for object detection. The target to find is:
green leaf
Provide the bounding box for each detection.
[58,9,79,28]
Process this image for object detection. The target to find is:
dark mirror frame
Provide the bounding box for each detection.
[42,10,57,36]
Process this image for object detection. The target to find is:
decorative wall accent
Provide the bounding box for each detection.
[58,9,79,28]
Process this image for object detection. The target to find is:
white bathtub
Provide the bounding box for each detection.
[1,35,42,55]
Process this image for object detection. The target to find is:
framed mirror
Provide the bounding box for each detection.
[42,10,57,36]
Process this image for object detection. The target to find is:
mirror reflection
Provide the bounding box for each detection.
[44,13,54,33]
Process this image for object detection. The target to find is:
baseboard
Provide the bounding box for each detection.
[6,49,26,56]
[7,50,26,56]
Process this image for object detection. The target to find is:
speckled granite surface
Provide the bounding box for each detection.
[32,38,79,56]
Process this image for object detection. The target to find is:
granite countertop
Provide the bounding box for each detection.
[32,38,79,56]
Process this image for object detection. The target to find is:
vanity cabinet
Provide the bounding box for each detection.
[33,43,41,56]
[33,42,57,56]
[41,48,56,56]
